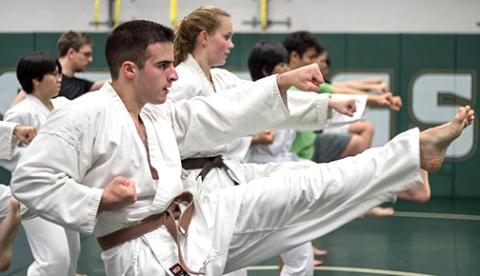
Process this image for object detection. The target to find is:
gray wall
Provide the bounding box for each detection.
[1,0,479,33]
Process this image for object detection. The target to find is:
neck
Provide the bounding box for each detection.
[191,50,212,82]
[111,81,143,119]
[59,57,75,77]
[31,91,54,111]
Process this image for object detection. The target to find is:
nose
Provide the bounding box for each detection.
[228,39,234,49]
[168,67,179,82]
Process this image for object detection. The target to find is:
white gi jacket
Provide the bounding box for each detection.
[169,54,330,160]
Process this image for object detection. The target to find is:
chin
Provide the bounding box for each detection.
[212,59,226,67]
[155,97,167,104]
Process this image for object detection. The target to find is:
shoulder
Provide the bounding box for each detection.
[169,67,200,102]
[211,68,240,81]
[211,68,236,77]
[211,68,248,90]
[66,75,94,86]
[45,87,113,133]
[60,75,94,99]
[52,96,71,108]
[3,98,34,125]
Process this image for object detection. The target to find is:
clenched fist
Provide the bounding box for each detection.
[98,176,137,213]
[328,98,356,117]
[13,125,37,145]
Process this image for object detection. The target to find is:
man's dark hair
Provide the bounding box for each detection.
[105,20,174,80]
[16,52,61,94]
[248,40,288,81]
[57,31,93,57]
[282,31,325,60]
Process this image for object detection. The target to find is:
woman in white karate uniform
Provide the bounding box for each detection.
[170,8,330,275]
[2,52,79,276]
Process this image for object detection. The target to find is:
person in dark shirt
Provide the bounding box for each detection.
[57,31,104,99]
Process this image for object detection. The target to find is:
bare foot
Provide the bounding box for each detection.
[362,207,395,218]
[0,198,21,271]
[420,106,475,172]
[313,246,327,257]
[311,247,327,267]
[397,169,431,203]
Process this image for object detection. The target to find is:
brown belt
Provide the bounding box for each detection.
[96,192,203,275]
[181,156,225,181]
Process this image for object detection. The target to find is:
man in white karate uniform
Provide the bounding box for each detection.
[11,20,474,276]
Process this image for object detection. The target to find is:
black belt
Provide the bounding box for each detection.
[181,156,239,185]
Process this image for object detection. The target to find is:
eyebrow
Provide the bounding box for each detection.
[154,60,174,66]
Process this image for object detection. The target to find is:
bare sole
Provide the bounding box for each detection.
[420,106,475,172]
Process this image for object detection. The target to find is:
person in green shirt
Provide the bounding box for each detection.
[284,31,400,162]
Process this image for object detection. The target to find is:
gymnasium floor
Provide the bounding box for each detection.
[2,198,479,276]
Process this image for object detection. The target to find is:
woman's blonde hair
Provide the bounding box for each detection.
[174,6,230,66]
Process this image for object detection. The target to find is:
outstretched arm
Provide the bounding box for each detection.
[170,64,358,156]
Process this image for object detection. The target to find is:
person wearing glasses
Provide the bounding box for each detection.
[9,31,105,107]
[57,31,104,100]
[2,52,81,276]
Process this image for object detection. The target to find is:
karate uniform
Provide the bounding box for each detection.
[12,79,423,276]
[3,94,80,276]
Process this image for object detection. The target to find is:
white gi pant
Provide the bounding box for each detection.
[280,242,314,276]
[0,185,80,276]
[22,218,80,276]
[100,128,422,276]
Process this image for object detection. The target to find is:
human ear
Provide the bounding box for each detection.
[290,51,300,63]
[122,61,136,79]
[198,31,208,47]
[67,48,76,58]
